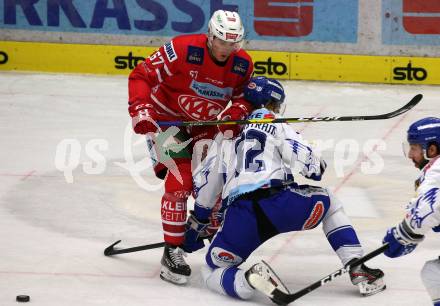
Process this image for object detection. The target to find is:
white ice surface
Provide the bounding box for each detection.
[0,72,439,306]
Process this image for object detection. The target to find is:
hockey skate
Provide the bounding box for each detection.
[160,244,191,285]
[245,260,290,305]
[347,259,386,296]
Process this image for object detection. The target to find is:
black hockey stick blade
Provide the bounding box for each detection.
[271,243,389,305]
[104,240,165,256]
[333,93,422,122]
[157,94,422,127]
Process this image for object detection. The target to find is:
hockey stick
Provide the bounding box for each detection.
[270,243,389,305]
[104,240,165,256]
[157,94,422,127]
[103,237,210,256]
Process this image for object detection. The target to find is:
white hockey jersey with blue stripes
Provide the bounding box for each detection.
[405,156,440,234]
[193,108,324,210]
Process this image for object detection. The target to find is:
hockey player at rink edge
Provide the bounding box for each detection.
[127,10,253,284]
[184,76,386,304]
[383,117,440,306]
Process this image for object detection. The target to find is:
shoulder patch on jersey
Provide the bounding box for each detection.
[231,56,249,77]
[164,41,177,63]
[187,46,204,65]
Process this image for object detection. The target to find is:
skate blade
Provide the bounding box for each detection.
[358,278,386,296]
[261,260,291,294]
[160,266,188,285]
[247,261,290,297]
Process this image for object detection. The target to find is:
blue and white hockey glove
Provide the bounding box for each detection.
[306,158,327,181]
[183,211,210,253]
[383,221,424,258]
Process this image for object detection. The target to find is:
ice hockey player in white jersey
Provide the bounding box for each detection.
[383,117,440,306]
[184,76,386,304]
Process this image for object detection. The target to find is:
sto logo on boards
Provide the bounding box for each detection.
[0,51,8,64]
[254,57,287,76]
[114,52,144,70]
[393,62,427,81]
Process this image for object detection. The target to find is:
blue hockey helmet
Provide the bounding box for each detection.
[244,76,285,109]
[407,117,440,151]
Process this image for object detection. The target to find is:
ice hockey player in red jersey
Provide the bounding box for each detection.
[127,10,254,285]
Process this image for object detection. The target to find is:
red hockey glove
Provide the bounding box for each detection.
[130,104,160,134]
[218,103,249,138]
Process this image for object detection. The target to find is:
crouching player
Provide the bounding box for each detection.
[184,76,386,303]
[383,117,440,305]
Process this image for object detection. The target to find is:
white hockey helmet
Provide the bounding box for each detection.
[208,10,244,47]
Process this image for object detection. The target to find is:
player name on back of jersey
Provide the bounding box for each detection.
[245,123,277,136]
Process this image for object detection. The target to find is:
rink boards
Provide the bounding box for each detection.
[0,40,439,85]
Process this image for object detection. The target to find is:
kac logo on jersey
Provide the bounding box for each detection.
[211,247,242,266]
[187,46,204,65]
[164,41,177,63]
[178,95,224,121]
[232,56,249,76]
[303,201,325,230]
[190,80,233,100]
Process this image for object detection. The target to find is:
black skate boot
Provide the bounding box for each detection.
[347,259,386,296]
[160,244,191,285]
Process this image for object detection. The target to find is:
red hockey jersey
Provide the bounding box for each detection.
[128,34,254,122]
